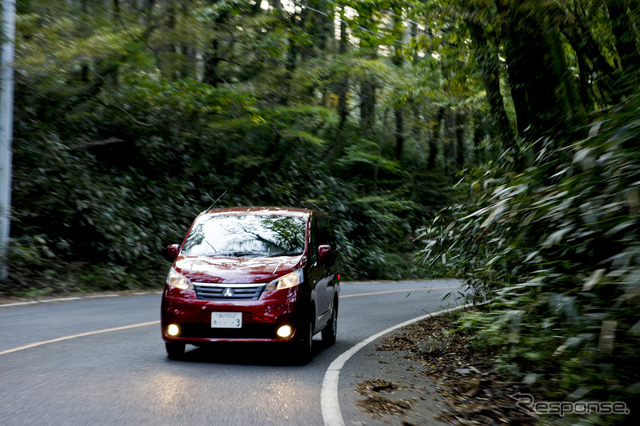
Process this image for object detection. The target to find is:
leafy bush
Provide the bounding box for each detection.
[420,92,640,422]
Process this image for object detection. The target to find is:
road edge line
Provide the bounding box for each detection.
[0,320,160,356]
[0,291,163,309]
[320,302,474,426]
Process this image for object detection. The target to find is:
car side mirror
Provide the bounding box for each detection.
[317,245,331,264]
[164,244,180,262]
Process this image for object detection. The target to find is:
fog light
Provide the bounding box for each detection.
[277,325,293,338]
[167,324,180,337]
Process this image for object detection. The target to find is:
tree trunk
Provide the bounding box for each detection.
[144,0,154,27]
[498,0,586,145]
[444,109,455,174]
[607,0,640,71]
[395,108,404,160]
[360,80,376,137]
[113,0,122,25]
[357,5,378,138]
[203,40,223,87]
[337,17,349,129]
[559,6,619,104]
[202,2,234,87]
[392,11,405,160]
[455,110,466,168]
[472,112,487,165]
[428,106,444,170]
[606,0,640,93]
[180,1,195,79]
[576,48,594,112]
[467,19,515,148]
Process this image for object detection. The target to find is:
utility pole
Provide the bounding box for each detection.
[0,0,15,280]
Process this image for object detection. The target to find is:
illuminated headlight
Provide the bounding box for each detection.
[167,267,193,290]
[277,325,293,338]
[265,269,303,291]
[167,324,180,337]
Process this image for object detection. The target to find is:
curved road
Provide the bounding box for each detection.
[0,280,464,425]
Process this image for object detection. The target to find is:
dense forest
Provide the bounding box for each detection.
[3,0,640,422]
[8,0,464,289]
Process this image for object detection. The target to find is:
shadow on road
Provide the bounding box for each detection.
[164,340,330,366]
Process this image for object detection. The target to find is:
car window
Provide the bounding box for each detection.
[317,215,333,247]
[181,214,306,257]
[309,216,318,263]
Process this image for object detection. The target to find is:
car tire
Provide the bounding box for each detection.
[294,318,314,365]
[321,301,338,346]
[165,342,185,360]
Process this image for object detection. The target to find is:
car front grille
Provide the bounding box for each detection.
[194,283,265,300]
[181,323,278,339]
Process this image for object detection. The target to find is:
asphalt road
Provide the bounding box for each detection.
[0,280,465,425]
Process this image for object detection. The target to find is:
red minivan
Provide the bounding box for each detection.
[161,207,339,362]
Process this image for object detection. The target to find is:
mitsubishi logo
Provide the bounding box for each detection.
[222,288,234,298]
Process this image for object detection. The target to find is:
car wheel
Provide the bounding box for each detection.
[294,318,313,365]
[321,301,338,346]
[165,342,185,360]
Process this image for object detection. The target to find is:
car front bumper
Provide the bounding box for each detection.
[161,288,306,344]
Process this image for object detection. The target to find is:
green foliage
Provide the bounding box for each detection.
[6,0,461,295]
[421,92,640,419]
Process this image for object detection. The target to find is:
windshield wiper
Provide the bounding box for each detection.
[212,251,268,257]
[267,251,302,257]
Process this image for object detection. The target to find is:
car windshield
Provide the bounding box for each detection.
[181,214,306,257]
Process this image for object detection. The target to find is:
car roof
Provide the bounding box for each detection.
[202,206,323,218]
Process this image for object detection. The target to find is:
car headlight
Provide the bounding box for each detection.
[167,267,193,290]
[265,269,303,291]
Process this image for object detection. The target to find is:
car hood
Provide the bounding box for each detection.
[174,255,305,284]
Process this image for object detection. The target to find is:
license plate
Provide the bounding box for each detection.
[211,312,242,328]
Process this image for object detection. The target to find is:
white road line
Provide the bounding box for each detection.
[0,321,160,356]
[0,301,38,307]
[41,297,82,303]
[340,285,463,299]
[321,303,473,426]
[85,294,118,299]
[0,291,163,309]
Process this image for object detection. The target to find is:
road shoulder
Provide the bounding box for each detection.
[342,340,450,425]
[344,309,539,425]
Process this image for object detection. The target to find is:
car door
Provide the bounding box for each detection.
[307,214,330,330]
[315,215,336,327]
[319,215,339,315]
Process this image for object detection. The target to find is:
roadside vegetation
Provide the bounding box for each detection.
[3,0,639,423]
[415,2,640,424]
